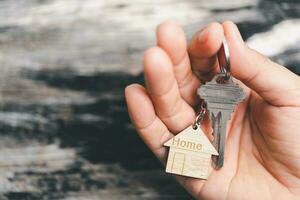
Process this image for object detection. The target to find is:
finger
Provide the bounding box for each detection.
[223,21,300,107]
[188,22,224,82]
[125,84,173,162]
[125,84,207,198]
[156,21,201,106]
[143,47,195,133]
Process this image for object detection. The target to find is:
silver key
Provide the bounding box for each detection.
[198,75,245,169]
[197,39,245,169]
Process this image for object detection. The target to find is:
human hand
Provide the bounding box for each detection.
[125,21,300,200]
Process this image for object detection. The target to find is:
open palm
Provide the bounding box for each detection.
[125,21,300,200]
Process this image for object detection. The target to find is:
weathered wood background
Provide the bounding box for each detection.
[0,0,299,199]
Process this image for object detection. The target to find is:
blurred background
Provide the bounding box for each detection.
[0,0,299,199]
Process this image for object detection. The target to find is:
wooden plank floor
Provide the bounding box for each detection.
[0,0,299,199]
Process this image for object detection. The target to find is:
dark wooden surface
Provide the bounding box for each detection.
[0,0,299,199]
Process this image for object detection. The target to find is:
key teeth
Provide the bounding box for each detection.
[212,155,223,170]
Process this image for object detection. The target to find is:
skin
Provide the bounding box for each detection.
[124,21,300,200]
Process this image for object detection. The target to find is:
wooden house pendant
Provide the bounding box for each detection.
[164,125,218,179]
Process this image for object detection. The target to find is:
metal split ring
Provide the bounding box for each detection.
[217,39,231,81]
[193,101,207,129]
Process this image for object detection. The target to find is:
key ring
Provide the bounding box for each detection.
[193,101,207,129]
[217,39,231,81]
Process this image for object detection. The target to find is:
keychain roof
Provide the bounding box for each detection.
[164,126,218,155]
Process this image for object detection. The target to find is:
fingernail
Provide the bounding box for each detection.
[198,27,209,43]
[231,23,244,43]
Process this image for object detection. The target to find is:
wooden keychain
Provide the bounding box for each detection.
[164,102,218,179]
[164,39,245,179]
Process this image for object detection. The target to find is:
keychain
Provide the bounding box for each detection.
[164,39,245,179]
[164,101,218,179]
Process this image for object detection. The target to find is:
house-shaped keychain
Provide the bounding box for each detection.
[164,126,218,179]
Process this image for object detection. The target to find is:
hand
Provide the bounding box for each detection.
[125,21,300,200]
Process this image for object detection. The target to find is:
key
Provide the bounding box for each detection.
[198,75,245,169]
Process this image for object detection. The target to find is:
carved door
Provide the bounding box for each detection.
[172,152,185,174]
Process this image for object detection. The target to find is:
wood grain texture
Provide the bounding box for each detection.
[0,0,299,199]
[164,125,218,179]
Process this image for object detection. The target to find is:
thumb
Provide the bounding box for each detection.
[223,21,300,107]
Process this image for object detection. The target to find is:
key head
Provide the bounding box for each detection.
[197,75,245,114]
